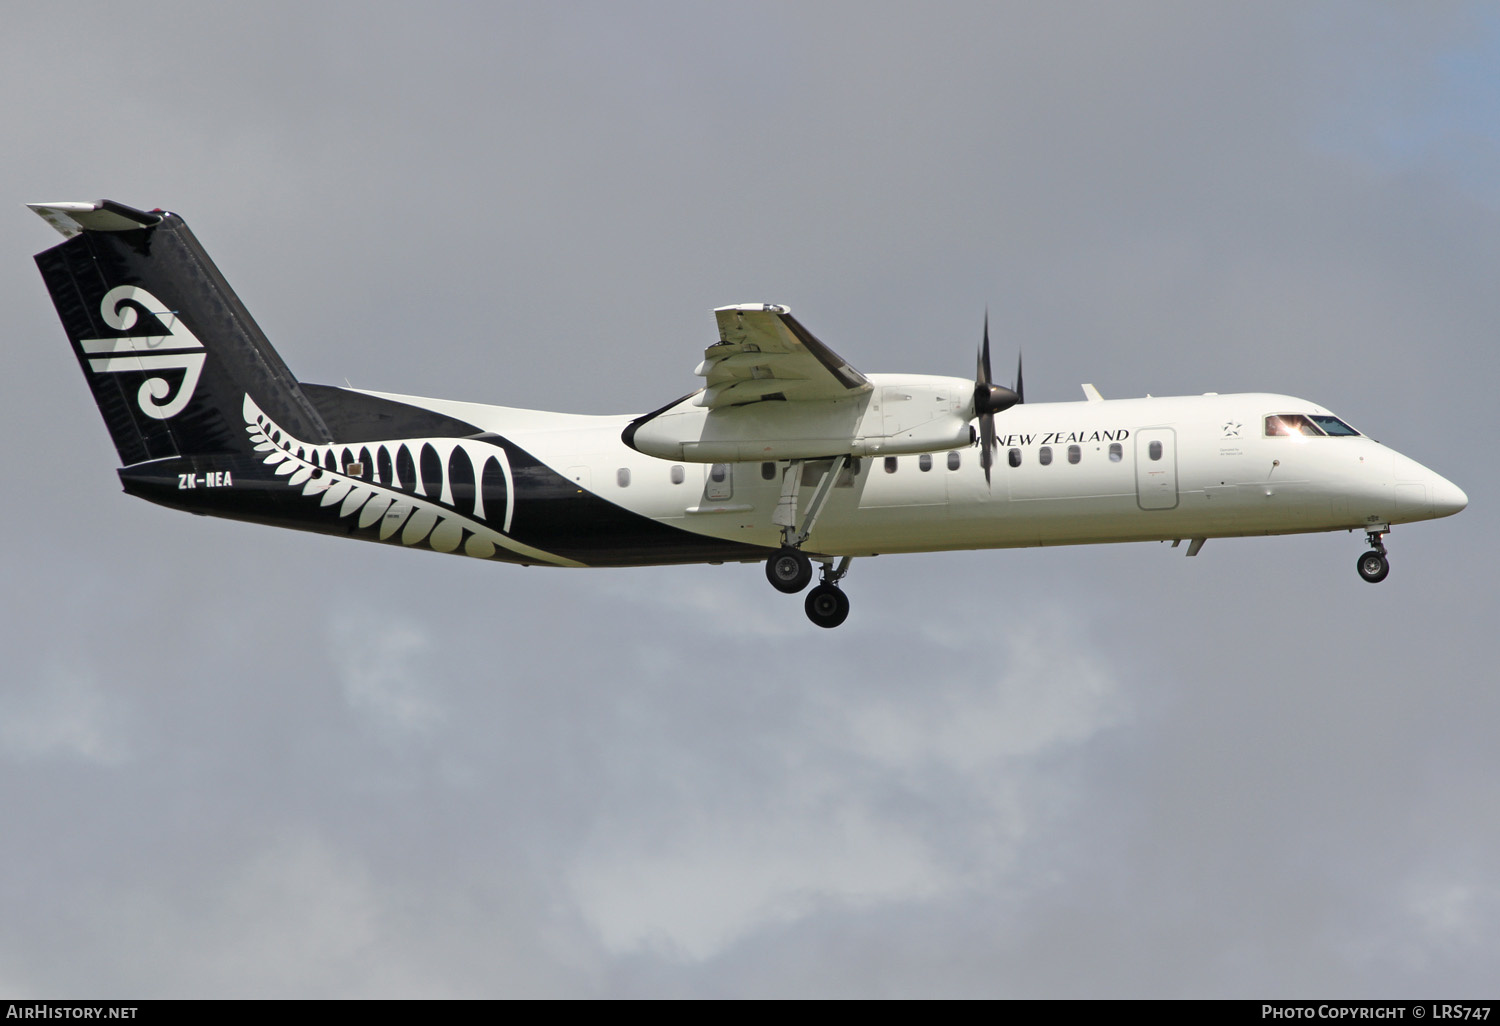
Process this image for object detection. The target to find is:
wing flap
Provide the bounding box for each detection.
[699,304,870,408]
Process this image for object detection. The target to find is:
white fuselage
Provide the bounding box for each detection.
[367,384,1467,565]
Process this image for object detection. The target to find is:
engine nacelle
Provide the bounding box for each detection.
[624,374,975,463]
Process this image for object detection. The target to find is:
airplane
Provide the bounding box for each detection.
[31,199,1468,628]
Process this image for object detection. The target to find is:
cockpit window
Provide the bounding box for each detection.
[1264,414,1323,437]
[1265,413,1363,437]
[1308,414,1360,436]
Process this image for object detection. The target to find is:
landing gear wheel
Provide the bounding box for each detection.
[804,584,850,628]
[766,547,813,594]
[1357,549,1390,583]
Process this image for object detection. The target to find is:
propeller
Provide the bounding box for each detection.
[973,312,1022,484]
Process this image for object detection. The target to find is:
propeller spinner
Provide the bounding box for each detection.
[973,313,1022,484]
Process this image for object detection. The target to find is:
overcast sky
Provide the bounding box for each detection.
[3,1,1497,998]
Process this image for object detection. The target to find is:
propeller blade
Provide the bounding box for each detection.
[1014,352,1024,405]
[978,311,994,388]
[979,411,996,485]
[974,311,1010,486]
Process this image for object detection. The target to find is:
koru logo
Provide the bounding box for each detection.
[79,286,205,420]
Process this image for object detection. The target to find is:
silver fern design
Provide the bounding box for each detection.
[242,395,580,567]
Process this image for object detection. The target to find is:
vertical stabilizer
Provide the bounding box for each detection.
[32,201,331,465]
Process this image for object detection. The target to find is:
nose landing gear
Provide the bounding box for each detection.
[1357,527,1390,584]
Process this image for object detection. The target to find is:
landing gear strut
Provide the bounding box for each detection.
[1357,527,1390,584]
[804,558,852,629]
[761,459,857,626]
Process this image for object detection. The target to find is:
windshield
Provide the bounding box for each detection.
[1308,414,1360,436]
[1265,413,1361,437]
[1265,414,1321,436]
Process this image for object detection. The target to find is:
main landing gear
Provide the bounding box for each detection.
[763,457,855,627]
[765,547,852,628]
[766,547,813,593]
[1357,527,1390,584]
[805,559,852,629]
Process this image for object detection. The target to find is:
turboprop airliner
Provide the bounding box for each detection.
[31,200,1467,628]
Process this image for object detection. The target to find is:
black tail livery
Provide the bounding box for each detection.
[30,199,506,540]
[33,200,337,465]
[31,200,755,566]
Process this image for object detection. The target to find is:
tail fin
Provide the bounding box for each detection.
[32,200,332,465]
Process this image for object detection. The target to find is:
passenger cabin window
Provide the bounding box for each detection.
[919,453,933,472]
[1008,448,1022,468]
[761,462,776,480]
[1149,440,1163,460]
[670,464,685,484]
[884,456,898,474]
[1109,442,1123,462]
[947,451,961,471]
[1039,446,1053,466]
[1067,445,1081,465]
[616,468,630,488]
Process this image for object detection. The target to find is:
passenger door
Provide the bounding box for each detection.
[1135,428,1178,510]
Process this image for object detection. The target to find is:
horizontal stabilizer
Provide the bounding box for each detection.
[28,200,162,238]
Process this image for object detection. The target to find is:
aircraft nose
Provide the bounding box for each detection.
[1430,473,1468,518]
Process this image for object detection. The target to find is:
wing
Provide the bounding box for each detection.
[625,305,975,462]
[694,304,871,408]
